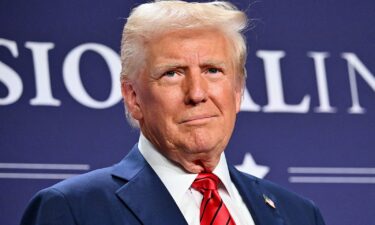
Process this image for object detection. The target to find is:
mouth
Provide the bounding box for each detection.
[180,115,217,125]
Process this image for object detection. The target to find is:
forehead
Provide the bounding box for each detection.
[145,28,234,64]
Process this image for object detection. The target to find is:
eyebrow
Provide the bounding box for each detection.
[200,60,227,69]
[151,60,228,76]
[151,63,186,77]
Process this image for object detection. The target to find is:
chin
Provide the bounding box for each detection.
[176,129,226,154]
[183,142,223,156]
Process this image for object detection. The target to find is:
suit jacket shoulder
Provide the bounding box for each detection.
[20,166,139,225]
[229,166,326,225]
[20,146,187,225]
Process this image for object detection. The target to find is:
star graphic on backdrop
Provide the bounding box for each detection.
[235,153,270,178]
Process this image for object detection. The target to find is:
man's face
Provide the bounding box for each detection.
[123,28,242,172]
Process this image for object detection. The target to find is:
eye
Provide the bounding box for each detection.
[163,70,177,77]
[207,68,220,74]
[159,69,183,84]
[206,67,224,77]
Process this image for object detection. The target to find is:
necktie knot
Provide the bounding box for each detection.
[191,173,236,225]
[192,173,220,194]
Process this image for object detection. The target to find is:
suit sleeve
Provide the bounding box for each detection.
[312,201,326,225]
[20,188,78,225]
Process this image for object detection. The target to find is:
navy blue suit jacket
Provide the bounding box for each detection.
[21,145,325,225]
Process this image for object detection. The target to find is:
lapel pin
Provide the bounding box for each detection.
[263,194,276,209]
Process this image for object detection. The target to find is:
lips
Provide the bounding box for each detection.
[180,114,217,124]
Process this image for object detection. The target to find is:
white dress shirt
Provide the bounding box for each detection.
[138,133,255,225]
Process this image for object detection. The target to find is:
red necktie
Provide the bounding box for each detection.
[192,173,236,225]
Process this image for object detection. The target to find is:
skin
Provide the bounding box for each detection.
[122,28,243,173]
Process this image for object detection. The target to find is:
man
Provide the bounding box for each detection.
[21,1,326,225]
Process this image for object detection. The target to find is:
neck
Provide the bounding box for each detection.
[140,132,222,173]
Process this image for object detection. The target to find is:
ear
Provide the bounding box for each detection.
[235,87,242,113]
[121,80,143,121]
[234,78,244,113]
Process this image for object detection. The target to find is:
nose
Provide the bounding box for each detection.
[184,69,208,105]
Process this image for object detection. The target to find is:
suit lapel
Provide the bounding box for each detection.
[229,166,286,225]
[111,146,188,225]
[111,145,286,225]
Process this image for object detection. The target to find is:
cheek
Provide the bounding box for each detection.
[141,87,183,118]
[211,82,238,108]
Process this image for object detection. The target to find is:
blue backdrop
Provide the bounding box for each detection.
[1,1,374,225]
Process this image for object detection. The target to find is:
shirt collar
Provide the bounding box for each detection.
[138,133,235,205]
[212,152,236,198]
